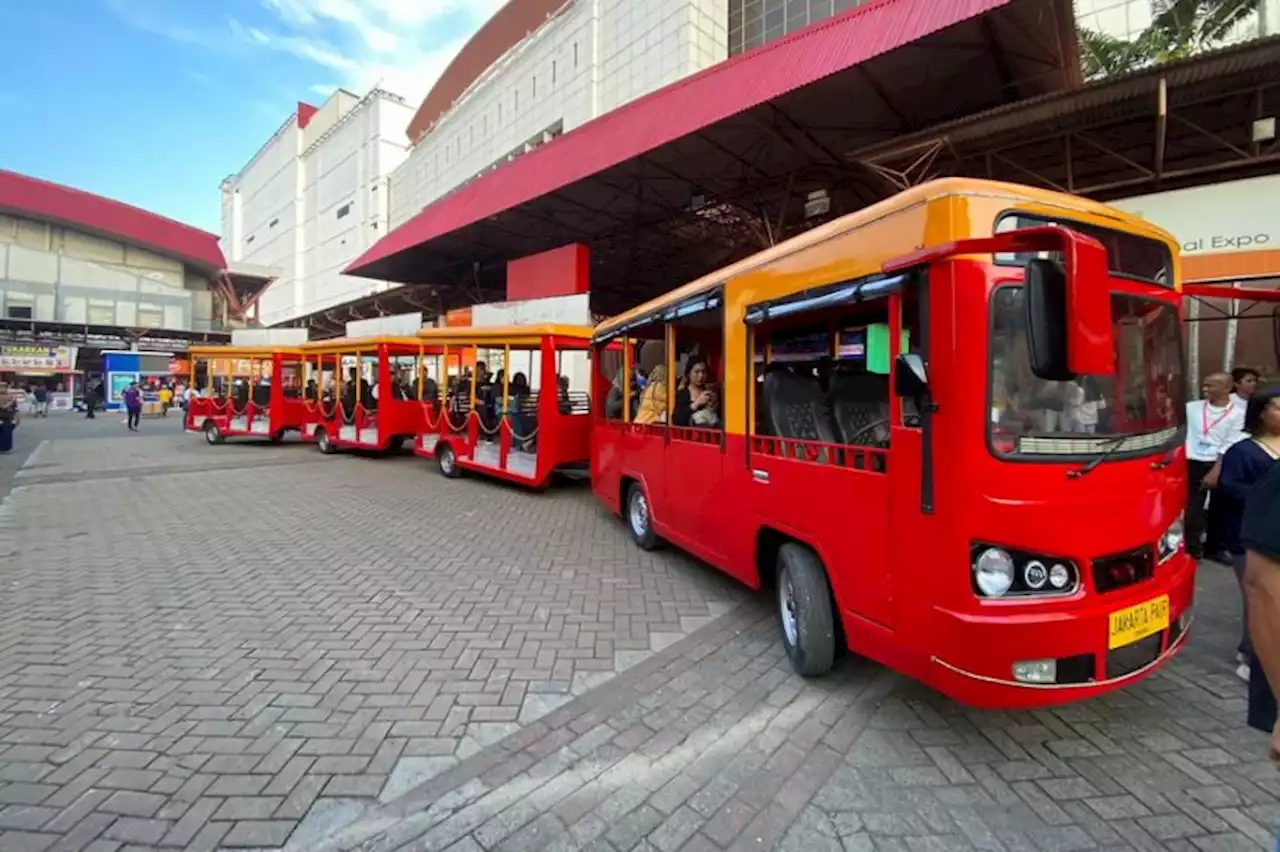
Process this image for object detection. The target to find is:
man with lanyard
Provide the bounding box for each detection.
[1184,373,1245,560]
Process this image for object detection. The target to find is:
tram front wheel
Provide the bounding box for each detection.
[317,429,336,455]
[204,422,224,445]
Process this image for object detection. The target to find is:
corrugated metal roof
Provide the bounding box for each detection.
[0,169,227,272]
[856,36,1280,160]
[345,0,1016,279]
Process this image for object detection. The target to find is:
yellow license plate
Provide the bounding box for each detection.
[1108,595,1170,650]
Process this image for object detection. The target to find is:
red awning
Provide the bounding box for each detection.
[346,0,1073,284]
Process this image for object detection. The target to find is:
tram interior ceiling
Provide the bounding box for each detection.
[322,0,1079,332]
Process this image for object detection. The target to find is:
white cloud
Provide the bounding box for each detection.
[105,0,506,107]
[249,0,509,103]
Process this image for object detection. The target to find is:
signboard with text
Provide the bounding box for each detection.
[0,345,74,371]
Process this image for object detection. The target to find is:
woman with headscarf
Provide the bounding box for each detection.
[633,365,668,425]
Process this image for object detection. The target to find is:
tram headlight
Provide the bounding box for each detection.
[973,548,1016,598]
[1023,560,1048,590]
[1049,563,1072,589]
[1158,515,1185,564]
[970,543,1079,598]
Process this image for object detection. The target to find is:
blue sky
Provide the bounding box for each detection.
[0,0,502,235]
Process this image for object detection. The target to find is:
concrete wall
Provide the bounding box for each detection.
[222,90,415,326]
[231,327,310,346]
[0,212,214,330]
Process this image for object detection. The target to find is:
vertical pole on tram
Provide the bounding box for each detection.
[622,338,631,425]
[501,345,512,465]
[469,345,479,451]
[665,325,676,442]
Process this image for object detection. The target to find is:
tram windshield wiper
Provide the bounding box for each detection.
[1068,435,1130,479]
[1150,444,1178,470]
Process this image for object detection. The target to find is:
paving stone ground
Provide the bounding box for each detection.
[1,416,1277,851]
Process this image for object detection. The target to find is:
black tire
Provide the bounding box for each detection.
[625,482,659,551]
[437,443,461,478]
[389,436,406,453]
[203,421,223,445]
[270,430,284,443]
[776,543,836,677]
[317,428,336,455]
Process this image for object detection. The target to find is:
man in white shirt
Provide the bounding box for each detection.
[1185,372,1247,559]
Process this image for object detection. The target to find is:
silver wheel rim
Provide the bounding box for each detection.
[629,490,648,537]
[205,425,217,444]
[440,447,454,474]
[319,432,329,452]
[779,569,798,647]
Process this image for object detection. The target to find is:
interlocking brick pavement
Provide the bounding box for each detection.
[2,421,1278,850]
[309,563,1279,852]
[0,425,745,849]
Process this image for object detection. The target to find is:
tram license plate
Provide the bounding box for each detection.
[1108,595,1169,650]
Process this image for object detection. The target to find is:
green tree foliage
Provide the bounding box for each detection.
[1080,0,1262,80]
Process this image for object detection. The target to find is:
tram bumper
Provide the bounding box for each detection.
[925,551,1196,709]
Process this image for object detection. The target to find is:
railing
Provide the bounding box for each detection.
[752,435,887,473]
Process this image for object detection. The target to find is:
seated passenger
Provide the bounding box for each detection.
[634,366,668,424]
[673,357,719,428]
[558,375,572,414]
[506,372,534,447]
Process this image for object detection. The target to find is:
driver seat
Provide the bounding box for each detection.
[830,372,890,448]
[761,370,838,456]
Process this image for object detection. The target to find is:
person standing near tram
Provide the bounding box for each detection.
[1184,373,1246,560]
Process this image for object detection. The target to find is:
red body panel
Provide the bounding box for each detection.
[591,259,1193,709]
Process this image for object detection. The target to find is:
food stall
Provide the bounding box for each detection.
[0,344,80,411]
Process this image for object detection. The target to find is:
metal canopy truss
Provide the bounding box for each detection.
[850,37,1280,202]
[294,0,1076,336]
[1182,283,1280,320]
[213,270,275,324]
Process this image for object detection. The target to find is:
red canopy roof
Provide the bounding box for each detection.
[346,0,1075,288]
[0,169,226,272]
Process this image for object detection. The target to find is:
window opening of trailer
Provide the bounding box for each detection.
[607,321,664,425]
[281,361,303,398]
[749,281,901,472]
[417,350,443,409]
[556,349,590,415]
[994,212,1171,286]
[668,297,724,440]
[503,345,540,451]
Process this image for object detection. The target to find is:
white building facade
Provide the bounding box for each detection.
[220,89,415,326]
[238,0,1276,326]
[388,0,731,231]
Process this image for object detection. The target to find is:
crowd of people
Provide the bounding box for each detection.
[1181,366,1280,777]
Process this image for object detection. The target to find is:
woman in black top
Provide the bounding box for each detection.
[673,356,719,428]
[1220,387,1280,681]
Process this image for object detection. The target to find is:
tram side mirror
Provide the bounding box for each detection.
[894,353,929,400]
[1025,258,1073,381]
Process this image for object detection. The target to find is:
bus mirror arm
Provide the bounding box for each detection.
[882,226,1116,378]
